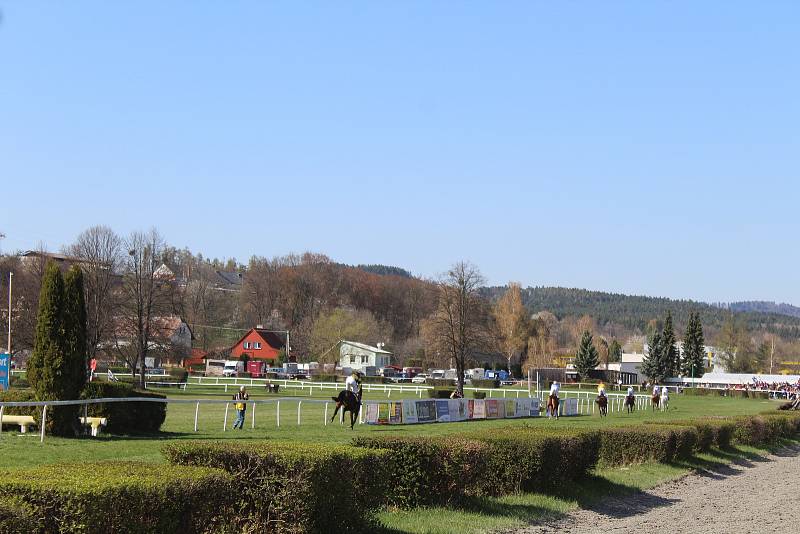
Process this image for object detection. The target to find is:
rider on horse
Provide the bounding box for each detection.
[345,371,363,405]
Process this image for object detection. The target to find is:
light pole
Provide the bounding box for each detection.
[6,271,12,357]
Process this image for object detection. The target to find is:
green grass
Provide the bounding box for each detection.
[377,443,779,533]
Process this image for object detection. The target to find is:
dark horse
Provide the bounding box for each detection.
[625,394,636,413]
[331,390,362,429]
[596,394,608,416]
[546,394,560,419]
[651,392,660,412]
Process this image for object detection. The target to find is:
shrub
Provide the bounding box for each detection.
[597,426,697,466]
[649,418,736,450]
[167,367,189,383]
[164,440,389,533]
[0,496,36,534]
[9,375,29,388]
[0,462,231,534]
[471,378,500,388]
[426,378,455,387]
[472,391,487,399]
[81,382,167,434]
[352,435,493,507]
[428,387,456,399]
[0,389,37,417]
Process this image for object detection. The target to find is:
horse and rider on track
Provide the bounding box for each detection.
[595,383,608,416]
[331,371,363,429]
[624,385,636,413]
[547,381,561,419]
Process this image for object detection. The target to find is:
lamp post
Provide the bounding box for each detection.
[6,271,12,357]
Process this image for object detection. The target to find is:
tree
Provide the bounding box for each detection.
[493,282,528,377]
[608,339,622,363]
[63,266,88,397]
[424,262,488,396]
[28,262,78,435]
[681,312,705,378]
[573,330,599,379]
[309,308,392,364]
[717,315,756,373]
[65,226,121,360]
[661,311,678,377]
[116,229,175,388]
[642,331,665,383]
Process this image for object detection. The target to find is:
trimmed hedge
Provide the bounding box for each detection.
[596,426,697,466]
[426,378,456,387]
[0,496,36,534]
[472,391,487,399]
[0,462,231,534]
[683,388,770,399]
[0,389,37,417]
[163,440,390,533]
[471,378,500,388]
[648,418,737,451]
[428,387,456,399]
[81,382,167,434]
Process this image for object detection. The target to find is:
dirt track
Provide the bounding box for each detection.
[517,443,800,533]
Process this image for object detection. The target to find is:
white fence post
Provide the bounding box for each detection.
[252,402,256,429]
[276,401,280,427]
[194,402,200,432]
[40,405,47,443]
[324,402,328,425]
[297,401,302,425]
[223,403,229,431]
[0,405,4,435]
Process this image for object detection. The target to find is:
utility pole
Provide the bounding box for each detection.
[7,271,12,356]
[770,336,775,375]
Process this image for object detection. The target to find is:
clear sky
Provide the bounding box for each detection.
[2,2,799,304]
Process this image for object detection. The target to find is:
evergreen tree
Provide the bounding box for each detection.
[661,311,678,377]
[642,331,664,382]
[29,261,80,436]
[608,339,623,362]
[63,266,88,397]
[574,330,599,379]
[681,312,705,378]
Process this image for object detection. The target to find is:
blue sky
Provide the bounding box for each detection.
[1,2,799,304]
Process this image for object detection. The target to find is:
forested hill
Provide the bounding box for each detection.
[724,301,800,318]
[481,286,800,340]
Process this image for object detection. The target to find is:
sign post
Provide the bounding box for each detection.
[0,353,9,391]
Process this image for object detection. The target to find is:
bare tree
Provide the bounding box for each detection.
[425,261,488,395]
[241,256,282,328]
[493,282,528,376]
[65,226,122,360]
[116,229,175,388]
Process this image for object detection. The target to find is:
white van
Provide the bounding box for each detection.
[223,360,244,377]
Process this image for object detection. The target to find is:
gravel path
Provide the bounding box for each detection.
[517,443,800,533]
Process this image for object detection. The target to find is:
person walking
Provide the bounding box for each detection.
[232,386,249,429]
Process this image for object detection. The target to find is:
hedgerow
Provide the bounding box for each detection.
[595,425,697,466]
[0,390,37,417]
[0,462,231,534]
[80,382,166,434]
[163,440,390,533]
[0,496,37,534]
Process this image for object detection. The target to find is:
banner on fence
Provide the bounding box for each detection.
[389,402,403,424]
[402,400,418,424]
[530,397,541,416]
[435,400,450,422]
[469,399,486,419]
[562,397,578,416]
[0,353,9,391]
[365,403,379,424]
[449,399,467,422]
[416,400,437,423]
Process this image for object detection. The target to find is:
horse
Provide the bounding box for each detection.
[596,394,608,416]
[331,390,362,429]
[651,392,660,412]
[624,394,636,413]
[546,394,560,419]
[660,392,669,412]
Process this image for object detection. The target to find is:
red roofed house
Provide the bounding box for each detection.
[230,328,286,363]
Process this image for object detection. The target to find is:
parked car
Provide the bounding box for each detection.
[411,373,429,384]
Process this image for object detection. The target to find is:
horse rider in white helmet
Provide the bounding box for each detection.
[345,371,363,404]
[549,380,560,399]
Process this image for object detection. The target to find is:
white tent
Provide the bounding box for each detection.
[698,372,800,387]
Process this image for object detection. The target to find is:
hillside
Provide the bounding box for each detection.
[724,301,800,319]
[481,286,800,341]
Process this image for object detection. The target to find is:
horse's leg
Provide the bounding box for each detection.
[331,403,341,423]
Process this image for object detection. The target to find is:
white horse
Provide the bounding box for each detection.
[660,389,670,411]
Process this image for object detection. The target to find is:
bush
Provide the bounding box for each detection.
[164,440,389,533]
[597,426,697,466]
[352,435,494,507]
[426,378,455,387]
[10,375,29,388]
[81,382,167,434]
[0,390,37,417]
[428,387,456,399]
[167,367,188,383]
[471,378,500,389]
[0,496,37,534]
[472,391,487,399]
[0,462,231,534]
[649,418,737,450]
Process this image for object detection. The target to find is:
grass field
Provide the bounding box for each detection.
[0,387,786,533]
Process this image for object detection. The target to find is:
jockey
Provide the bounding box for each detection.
[345,371,363,403]
[597,382,607,398]
[626,385,635,398]
[652,383,660,397]
[549,381,560,399]
[661,385,669,398]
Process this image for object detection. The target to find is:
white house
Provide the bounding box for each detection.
[338,341,392,373]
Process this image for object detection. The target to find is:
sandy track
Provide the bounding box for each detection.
[517,443,800,533]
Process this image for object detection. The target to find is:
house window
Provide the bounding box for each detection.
[254,342,261,349]
[243,342,250,349]
[350,354,356,364]
[362,355,367,364]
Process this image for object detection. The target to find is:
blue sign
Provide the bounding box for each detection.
[0,353,9,391]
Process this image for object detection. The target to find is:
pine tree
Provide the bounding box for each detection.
[574,330,599,379]
[642,331,664,382]
[661,311,678,377]
[608,339,623,362]
[64,266,88,398]
[681,312,706,378]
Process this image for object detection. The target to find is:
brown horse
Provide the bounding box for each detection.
[546,394,560,419]
[596,395,608,416]
[651,392,660,411]
[625,394,636,413]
